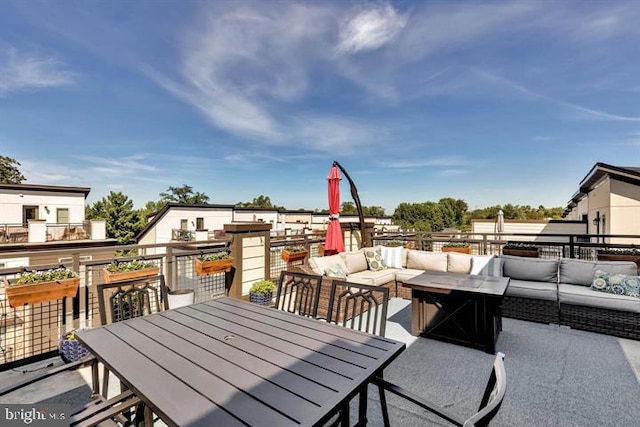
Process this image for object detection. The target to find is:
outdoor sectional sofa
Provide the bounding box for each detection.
[298,247,640,340]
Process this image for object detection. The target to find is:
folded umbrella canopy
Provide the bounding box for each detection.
[496,209,505,240]
[324,165,345,255]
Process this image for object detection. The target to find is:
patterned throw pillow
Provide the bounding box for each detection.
[324,263,347,278]
[591,270,640,297]
[364,248,387,271]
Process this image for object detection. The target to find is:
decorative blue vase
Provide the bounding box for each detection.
[250,291,273,306]
[59,332,90,363]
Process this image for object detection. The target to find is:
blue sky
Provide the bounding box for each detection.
[1,1,639,213]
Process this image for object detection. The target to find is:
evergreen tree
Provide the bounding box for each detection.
[86,192,142,244]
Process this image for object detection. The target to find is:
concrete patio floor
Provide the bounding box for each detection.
[1,298,639,425]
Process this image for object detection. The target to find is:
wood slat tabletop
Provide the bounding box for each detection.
[76,297,405,427]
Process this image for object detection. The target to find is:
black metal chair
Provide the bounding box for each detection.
[96,274,168,398]
[373,352,507,427]
[326,280,389,336]
[275,271,324,318]
[0,357,144,426]
[325,280,390,426]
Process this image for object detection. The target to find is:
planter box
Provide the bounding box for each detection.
[442,246,472,254]
[102,267,160,283]
[282,250,308,262]
[2,277,79,308]
[596,253,640,269]
[502,248,539,258]
[194,257,233,276]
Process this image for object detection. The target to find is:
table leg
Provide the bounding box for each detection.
[411,291,423,336]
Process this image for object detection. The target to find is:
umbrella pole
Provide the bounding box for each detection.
[332,161,371,247]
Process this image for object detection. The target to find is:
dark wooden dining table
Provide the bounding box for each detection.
[76,297,405,427]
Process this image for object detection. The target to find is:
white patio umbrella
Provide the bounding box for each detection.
[496,209,505,240]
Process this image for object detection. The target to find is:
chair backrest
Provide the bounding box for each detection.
[464,352,507,427]
[97,274,168,325]
[326,280,389,336]
[275,271,323,318]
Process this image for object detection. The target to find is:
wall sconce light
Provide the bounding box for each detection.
[44,206,50,214]
[592,212,601,226]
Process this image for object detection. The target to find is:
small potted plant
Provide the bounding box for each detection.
[442,241,472,254]
[596,247,640,269]
[102,259,160,283]
[2,267,79,308]
[59,330,91,363]
[249,280,276,306]
[194,251,233,276]
[281,246,308,262]
[502,242,540,258]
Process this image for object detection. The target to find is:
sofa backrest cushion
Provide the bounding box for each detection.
[340,250,368,275]
[470,255,495,275]
[478,257,504,277]
[447,252,472,274]
[308,254,347,276]
[380,246,405,269]
[560,258,638,287]
[501,255,558,283]
[406,251,447,271]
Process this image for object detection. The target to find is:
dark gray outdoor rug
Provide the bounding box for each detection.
[362,312,640,427]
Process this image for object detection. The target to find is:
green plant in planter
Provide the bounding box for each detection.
[200,251,231,262]
[597,247,640,255]
[106,260,155,273]
[443,241,470,248]
[249,280,276,306]
[503,242,538,250]
[14,267,76,284]
[285,246,306,253]
[383,241,405,247]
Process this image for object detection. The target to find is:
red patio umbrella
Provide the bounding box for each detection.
[324,165,345,255]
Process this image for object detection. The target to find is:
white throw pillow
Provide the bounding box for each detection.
[447,252,473,274]
[381,246,404,269]
[470,255,496,275]
[406,251,448,271]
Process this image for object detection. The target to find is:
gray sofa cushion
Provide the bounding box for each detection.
[505,279,557,301]
[559,258,638,287]
[500,255,558,283]
[559,284,640,313]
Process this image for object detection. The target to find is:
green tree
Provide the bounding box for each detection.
[0,156,26,184]
[236,195,275,208]
[137,200,166,225]
[341,201,357,215]
[86,192,142,244]
[159,185,209,204]
[363,206,386,217]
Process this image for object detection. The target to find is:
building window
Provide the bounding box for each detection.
[23,205,38,224]
[196,217,204,230]
[180,219,188,230]
[57,208,70,224]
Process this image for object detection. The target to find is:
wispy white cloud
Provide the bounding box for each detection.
[378,156,470,169]
[475,69,640,122]
[0,47,75,96]
[336,5,407,54]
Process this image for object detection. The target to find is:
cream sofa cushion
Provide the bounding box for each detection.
[340,251,368,275]
[447,252,473,274]
[348,269,399,286]
[406,251,447,271]
[308,254,347,276]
